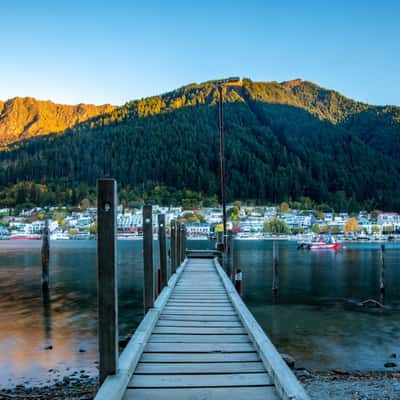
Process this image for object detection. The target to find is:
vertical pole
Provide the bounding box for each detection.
[218,85,227,252]
[158,214,167,291]
[41,219,50,291]
[380,244,385,304]
[181,224,186,262]
[272,240,279,292]
[226,229,233,279]
[176,222,181,267]
[143,205,154,313]
[235,268,242,296]
[170,220,176,275]
[97,178,118,384]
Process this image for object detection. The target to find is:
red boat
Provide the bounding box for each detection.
[309,236,340,250]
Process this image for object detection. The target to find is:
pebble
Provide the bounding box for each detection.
[44,344,53,350]
[384,362,397,368]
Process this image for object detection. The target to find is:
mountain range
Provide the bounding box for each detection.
[0,78,399,211]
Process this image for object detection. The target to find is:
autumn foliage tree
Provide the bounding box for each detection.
[344,217,360,233]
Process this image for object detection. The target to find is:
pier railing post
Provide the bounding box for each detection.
[176,221,181,266]
[97,178,118,385]
[226,229,233,279]
[158,214,167,291]
[380,244,385,304]
[170,220,176,274]
[143,205,155,313]
[181,224,186,261]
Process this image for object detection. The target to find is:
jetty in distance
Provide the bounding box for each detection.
[95,179,309,400]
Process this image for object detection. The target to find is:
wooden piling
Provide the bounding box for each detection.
[143,205,154,313]
[176,221,181,267]
[41,219,50,291]
[272,240,279,292]
[158,214,167,291]
[97,178,118,384]
[380,244,385,304]
[181,224,186,262]
[170,220,176,274]
[226,229,233,279]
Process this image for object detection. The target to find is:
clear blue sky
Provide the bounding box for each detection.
[1,0,399,105]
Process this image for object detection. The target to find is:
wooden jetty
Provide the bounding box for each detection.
[95,179,309,400]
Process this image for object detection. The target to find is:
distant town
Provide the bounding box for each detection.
[0,203,399,241]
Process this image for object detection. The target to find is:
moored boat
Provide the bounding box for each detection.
[298,235,341,250]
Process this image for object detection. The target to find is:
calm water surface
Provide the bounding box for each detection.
[0,240,399,387]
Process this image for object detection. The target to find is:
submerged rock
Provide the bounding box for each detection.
[384,362,397,368]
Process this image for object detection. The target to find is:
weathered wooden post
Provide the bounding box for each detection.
[176,221,181,267]
[41,219,50,291]
[272,240,279,292]
[143,205,155,313]
[97,178,118,385]
[158,214,167,291]
[181,224,186,262]
[226,229,233,279]
[380,244,385,304]
[235,268,242,296]
[170,219,176,274]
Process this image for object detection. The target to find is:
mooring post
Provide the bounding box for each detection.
[235,268,242,296]
[97,178,118,385]
[143,205,155,313]
[272,240,279,292]
[226,229,233,279]
[380,244,385,304]
[170,219,176,274]
[181,224,186,262]
[41,219,50,291]
[158,214,167,291]
[176,221,181,267]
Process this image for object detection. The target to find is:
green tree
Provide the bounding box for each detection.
[264,218,291,234]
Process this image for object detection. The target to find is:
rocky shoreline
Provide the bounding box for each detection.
[1,370,400,400]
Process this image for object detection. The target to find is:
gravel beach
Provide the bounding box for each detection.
[1,372,399,399]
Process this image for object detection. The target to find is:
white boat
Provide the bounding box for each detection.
[235,232,263,240]
[50,232,70,240]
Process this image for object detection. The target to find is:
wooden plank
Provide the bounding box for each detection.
[124,386,279,400]
[140,352,260,363]
[149,334,250,343]
[163,306,234,311]
[153,326,246,334]
[144,343,255,353]
[128,373,273,388]
[97,178,118,384]
[156,320,243,328]
[161,310,237,316]
[159,315,239,322]
[134,361,265,374]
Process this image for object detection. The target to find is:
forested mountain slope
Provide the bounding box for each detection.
[0,79,399,211]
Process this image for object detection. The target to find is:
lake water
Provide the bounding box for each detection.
[0,240,399,388]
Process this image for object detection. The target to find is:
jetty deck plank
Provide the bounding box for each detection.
[122,258,281,400]
[96,256,309,400]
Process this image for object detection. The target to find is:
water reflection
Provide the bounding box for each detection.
[0,240,399,388]
[42,287,52,347]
